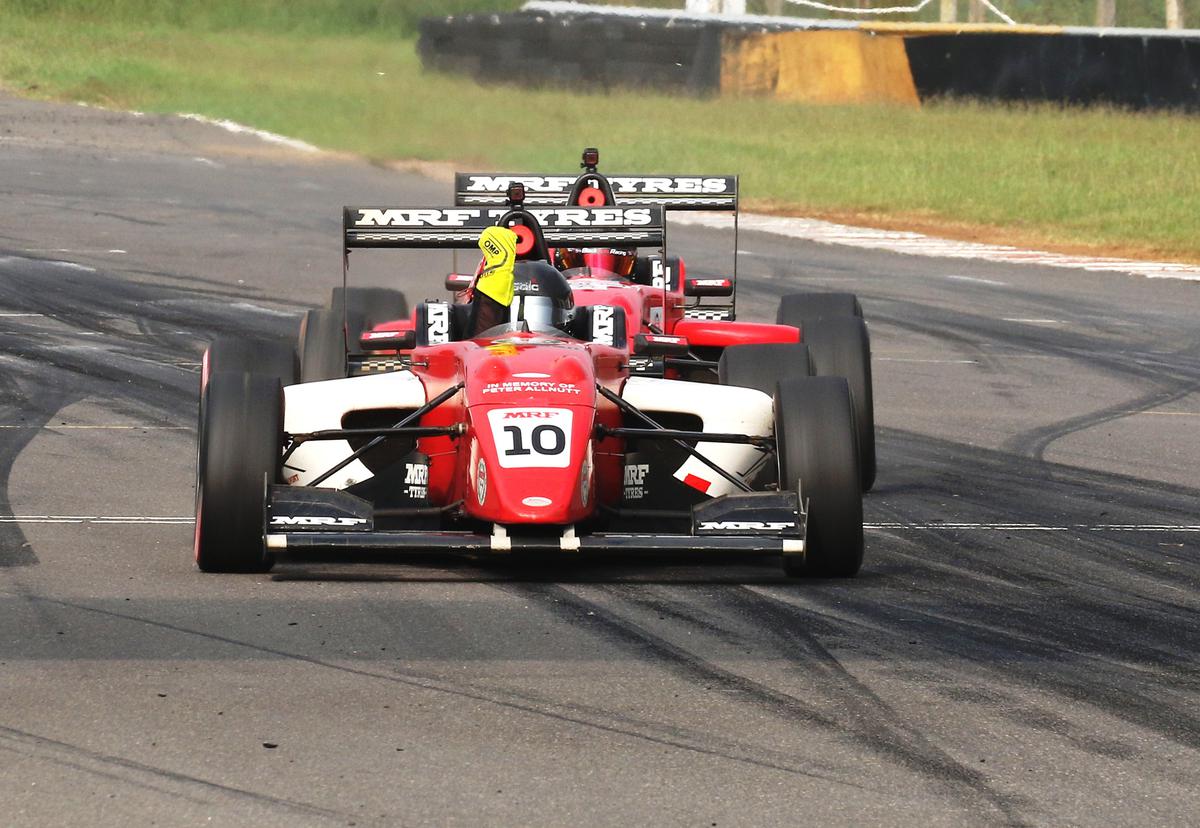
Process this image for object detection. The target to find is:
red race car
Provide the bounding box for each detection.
[195,201,864,577]
[449,149,876,491]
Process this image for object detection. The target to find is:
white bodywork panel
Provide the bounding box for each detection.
[622,377,773,498]
[283,371,427,489]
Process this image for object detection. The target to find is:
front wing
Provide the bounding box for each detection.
[264,485,806,559]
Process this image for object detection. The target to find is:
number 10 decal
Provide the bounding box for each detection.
[486,408,573,468]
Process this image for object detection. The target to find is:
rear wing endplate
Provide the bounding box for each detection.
[343,206,666,249]
[454,175,738,211]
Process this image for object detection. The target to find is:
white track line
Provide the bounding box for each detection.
[869,522,1200,532]
[0,425,189,430]
[150,109,1200,283]
[0,516,1195,532]
[676,213,1200,282]
[177,113,320,154]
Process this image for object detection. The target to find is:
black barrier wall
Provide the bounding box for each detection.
[418,11,779,95]
[905,33,1200,109]
[419,9,1200,111]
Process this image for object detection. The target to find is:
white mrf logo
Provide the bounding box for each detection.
[592,305,616,346]
[531,208,652,227]
[426,303,450,344]
[624,464,649,486]
[271,516,368,527]
[356,209,477,227]
[610,177,729,194]
[699,521,794,531]
[650,259,675,290]
[466,175,577,192]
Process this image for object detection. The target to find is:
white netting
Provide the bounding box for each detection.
[779,0,1016,24]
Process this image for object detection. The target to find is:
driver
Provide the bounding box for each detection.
[471,226,575,335]
[557,247,638,280]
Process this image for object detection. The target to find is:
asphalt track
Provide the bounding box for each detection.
[1,93,1197,826]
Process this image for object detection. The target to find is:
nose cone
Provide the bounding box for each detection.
[461,338,597,524]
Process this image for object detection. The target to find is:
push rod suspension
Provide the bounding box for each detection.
[595,384,753,493]
[304,382,464,487]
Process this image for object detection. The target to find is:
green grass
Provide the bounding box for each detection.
[1,7,1198,260]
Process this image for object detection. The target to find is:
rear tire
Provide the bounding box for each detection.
[774,377,863,578]
[298,308,363,382]
[777,292,862,325]
[330,287,409,327]
[195,371,282,573]
[794,317,875,492]
[717,343,813,393]
[205,336,297,386]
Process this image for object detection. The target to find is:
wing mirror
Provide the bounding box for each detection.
[684,277,733,297]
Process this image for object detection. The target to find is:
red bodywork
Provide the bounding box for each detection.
[406,331,626,524]
[365,263,799,371]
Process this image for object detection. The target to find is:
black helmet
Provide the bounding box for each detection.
[511,261,574,332]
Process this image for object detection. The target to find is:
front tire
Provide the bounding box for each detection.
[195,371,282,573]
[774,377,863,578]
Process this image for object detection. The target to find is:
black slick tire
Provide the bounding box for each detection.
[330,287,409,327]
[774,376,863,578]
[194,371,282,573]
[718,343,813,393]
[205,336,298,386]
[776,292,862,325]
[794,316,875,492]
[298,308,363,382]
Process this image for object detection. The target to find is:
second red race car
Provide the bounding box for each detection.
[448,148,876,491]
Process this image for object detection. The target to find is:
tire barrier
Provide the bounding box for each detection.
[418,11,732,94]
[418,3,1200,110]
[904,32,1200,110]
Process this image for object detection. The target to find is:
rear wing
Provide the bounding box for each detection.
[343,206,666,249]
[454,175,738,211]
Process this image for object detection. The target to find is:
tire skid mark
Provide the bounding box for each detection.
[858,462,1200,752]
[349,591,867,788]
[0,726,358,823]
[865,296,1200,461]
[503,582,1031,825]
[11,591,871,794]
[0,256,304,566]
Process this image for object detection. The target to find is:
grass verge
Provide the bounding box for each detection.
[1,9,1198,262]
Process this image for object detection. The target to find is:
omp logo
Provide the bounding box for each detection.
[404,464,429,485]
[356,209,477,227]
[271,516,368,527]
[465,176,576,192]
[699,521,794,532]
[591,305,616,346]
[610,177,730,194]
[426,303,450,344]
[482,237,503,257]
